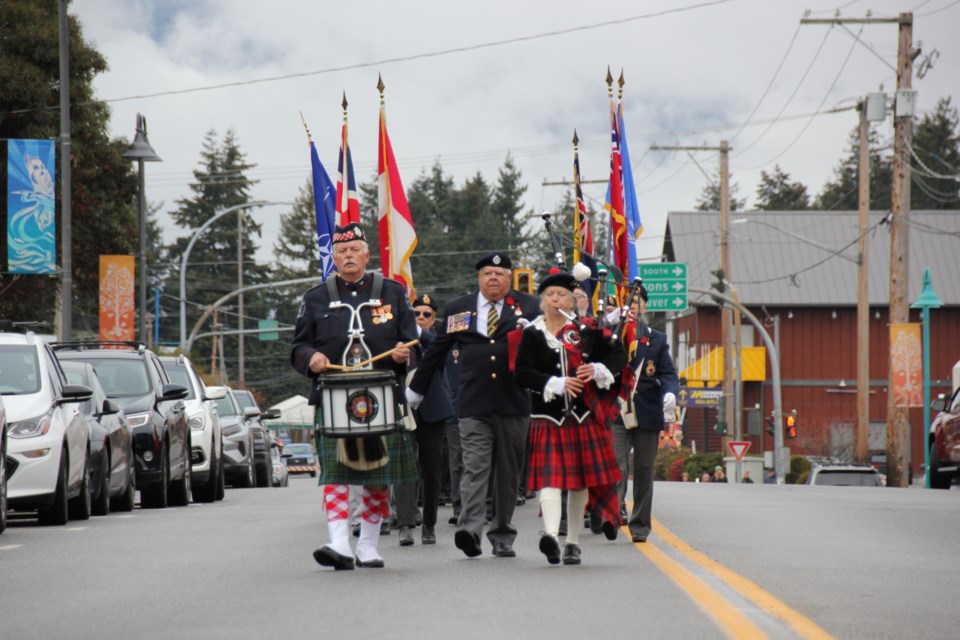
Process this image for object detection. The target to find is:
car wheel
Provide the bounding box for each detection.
[193,444,218,504]
[68,453,92,521]
[92,449,111,516]
[169,446,192,507]
[239,447,255,488]
[929,441,951,489]
[216,451,226,501]
[140,447,169,509]
[256,458,270,488]
[112,462,136,512]
[38,452,69,526]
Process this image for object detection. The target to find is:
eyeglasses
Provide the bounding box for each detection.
[413,310,434,318]
[573,295,588,301]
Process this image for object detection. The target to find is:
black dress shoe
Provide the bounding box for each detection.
[562,543,581,565]
[558,519,568,537]
[631,533,648,543]
[421,525,436,545]
[454,529,482,558]
[355,557,385,568]
[313,546,355,571]
[448,513,460,526]
[398,526,414,547]
[589,510,603,534]
[538,533,561,565]
[601,520,619,541]
[492,542,516,558]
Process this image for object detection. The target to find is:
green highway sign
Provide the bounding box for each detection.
[639,262,688,312]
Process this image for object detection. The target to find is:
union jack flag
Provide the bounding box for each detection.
[335,123,360,226]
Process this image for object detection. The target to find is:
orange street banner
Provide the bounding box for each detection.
[99,255,135,341]
[890,323,922,408]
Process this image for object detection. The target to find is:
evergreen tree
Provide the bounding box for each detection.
[754,165,810,210]
[273,181,322,282]
[0,0,139,334]
[814,126,891,211]
[694,174,746,212]
[911,97,960,209]
[164,130,268,384]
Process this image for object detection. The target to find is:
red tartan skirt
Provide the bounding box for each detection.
[526,415,622,491]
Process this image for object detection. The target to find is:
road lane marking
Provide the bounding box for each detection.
[650,516,834,640]
[0,544,22,551]
[634,533,768,640]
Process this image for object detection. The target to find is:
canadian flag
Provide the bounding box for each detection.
[377,107,417,299]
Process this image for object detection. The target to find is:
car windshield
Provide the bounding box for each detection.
[233,391,256,410]
[78,358,151,397]
[163,365,197,400]
[0,345,41,395]
[284,444,314,455]
[814,470,880,487]
[215,395,240,417]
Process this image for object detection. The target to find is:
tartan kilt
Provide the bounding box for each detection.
[313,406,419,486]
[527,415,622,491]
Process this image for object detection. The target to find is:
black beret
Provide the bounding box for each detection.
[332,222,365,244]
[412,294,437,310]
[474,252,512,271]
[537,272,578,295]
[637,283,649,302]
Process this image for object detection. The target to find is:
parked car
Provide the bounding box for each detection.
[61,360,137,514]
[929,386,960,489]
[232,389,279,488]
[282,442,319,477]
[160,356,226,503]
[211,387,256,488]
[1,395,8,533]
[808,464,883,487]
[54,342,190,509]
[1,332,93,525]
[271,444,289,488]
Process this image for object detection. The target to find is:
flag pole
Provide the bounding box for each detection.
[377,73,394,282]
[572,129,582,267]
[299,111,312,143]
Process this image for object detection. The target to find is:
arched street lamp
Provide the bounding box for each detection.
[123,114,161,344]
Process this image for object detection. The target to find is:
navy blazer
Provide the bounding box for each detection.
[410,289,541,418]
[628,323,680,432]
[412,329,456,425]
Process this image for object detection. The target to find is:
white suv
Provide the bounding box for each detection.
[160,356,226,503]
[0,332,93,525]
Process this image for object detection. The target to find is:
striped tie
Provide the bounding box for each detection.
[486,301,499,336]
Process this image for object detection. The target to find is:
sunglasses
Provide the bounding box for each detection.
[414,310,434,318]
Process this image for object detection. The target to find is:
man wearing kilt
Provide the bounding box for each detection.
[291,223,419,571]
[514,271,627,566]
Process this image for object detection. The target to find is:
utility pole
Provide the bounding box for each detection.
[856,99,871,464]
[237,213,245,386]
[651,142,733,437]
[801,12,917,487]
[58,0,72,340]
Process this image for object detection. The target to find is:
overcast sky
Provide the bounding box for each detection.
[72,0,959,268]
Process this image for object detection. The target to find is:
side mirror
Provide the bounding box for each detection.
[59,384,93,404]
[243,406,261,419]
[204,385,227,401]
[161,383,189,401]
[101,398,121,415]
[261,408,281,420]
[931,398,947,412]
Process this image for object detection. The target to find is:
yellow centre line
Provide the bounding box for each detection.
[644,515,835,640]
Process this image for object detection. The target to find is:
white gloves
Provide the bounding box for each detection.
[663,392,676,413]
[405,387,424,410]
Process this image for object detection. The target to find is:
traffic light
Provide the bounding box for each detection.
[513,268,533,294]
[765,413,776,437]
[710,268,726,306]
[715,421,728,436]
[785,412,798,440]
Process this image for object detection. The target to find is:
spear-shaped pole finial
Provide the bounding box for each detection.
[377,73,386,105]
[572,128,580,150]
[605,66,614,98]
[341,91,349,122]
[299,111,312,143]
[618,69,625,100]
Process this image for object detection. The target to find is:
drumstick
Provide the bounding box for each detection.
[347,339,419,370]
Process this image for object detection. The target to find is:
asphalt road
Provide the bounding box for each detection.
[2,478,958,639]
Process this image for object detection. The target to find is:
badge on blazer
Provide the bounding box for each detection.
[447,311,473,333]
[645,359,657,377]
[371,304,393,325]
[297,299,305,319]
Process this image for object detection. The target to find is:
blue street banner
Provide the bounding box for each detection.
[7,139,56,274]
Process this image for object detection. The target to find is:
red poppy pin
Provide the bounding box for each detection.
[639,335,650,346]
[505,297,515,306]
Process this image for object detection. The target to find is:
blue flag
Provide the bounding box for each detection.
[7,139,56,274]
[617,105,643,281]
[310,141,337,280]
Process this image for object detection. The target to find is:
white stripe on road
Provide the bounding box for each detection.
[0,544,23,551]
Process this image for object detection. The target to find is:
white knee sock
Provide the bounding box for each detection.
[356,519,384,563]
[565,489,589,545]
[539,487,563,537]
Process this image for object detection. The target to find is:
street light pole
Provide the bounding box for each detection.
[911,268,943,488]
[123,114,160,345]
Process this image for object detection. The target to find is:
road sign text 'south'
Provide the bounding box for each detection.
[639,263,687,311]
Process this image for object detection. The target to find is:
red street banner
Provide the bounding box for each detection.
[890,323,923,407]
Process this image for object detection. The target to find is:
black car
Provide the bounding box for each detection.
[54,342,190,509]
[232,389,279,488]
[61,361,137,514]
